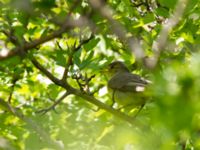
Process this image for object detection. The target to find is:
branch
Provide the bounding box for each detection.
[31,57,65,87]
[72,72,95,93]
[0,7,139,124]
[150,0,189,68]
[130,0,146,8]
[61,34,95,81]
[8,77,19,103]
[30,56,136,125]
[0,98,64,150]
[0,17,91,61]
[88,0,145,60]
[0,27,68,61]
[1,30,19,45]
[73,34,95,52]
[70,88,136,125]
[36,91,71,115]
[0,0,83,61]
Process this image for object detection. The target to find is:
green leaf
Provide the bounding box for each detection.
[155,7,169,17]
[14,25,26,39]
[83,38,100,51]
[47,84,60,99]
[158,0,178,9]
[1,56,21,68]
[55,50,66,67]
[33,0,56,9]
[142,13,155,24]
[184,0,199,14]
[181,32,194,43]
[79,51,94,70]
[73,48,82,67]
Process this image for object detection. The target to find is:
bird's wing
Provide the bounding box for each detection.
[108,72,148,92]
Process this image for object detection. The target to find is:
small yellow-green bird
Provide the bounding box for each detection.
[107,61,150,111]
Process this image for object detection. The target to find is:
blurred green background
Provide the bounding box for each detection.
[0,0,200,149]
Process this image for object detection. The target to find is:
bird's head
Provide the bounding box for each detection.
[108,61,129,76]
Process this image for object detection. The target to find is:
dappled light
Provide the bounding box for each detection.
[0,0,200,149]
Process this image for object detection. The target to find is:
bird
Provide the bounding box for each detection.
[107,61,150,113]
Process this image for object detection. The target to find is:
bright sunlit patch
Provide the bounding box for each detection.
[189,13,199,21]
[124,143,134,150]
[167,83,180,95]
[98,86,108,96]
[18,84,29,94]
[42,41,56,47]
[37,74,52,85]
[176,37,184,45]
[0,47,9,56]
[97,35,113,56]
[54,66,64,78]
[152,41,158,50]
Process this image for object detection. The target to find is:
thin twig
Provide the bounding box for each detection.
[36,91,71,115]
[8,77,19,103]
[151,0,189,68]
[1,30,19,45]
[89,0,145,60]
[0,0,84,61]
[0,17,91,61]
[61,34,95,81]
[111,90,116,107]
[73,73,85,91]
[0,98,64,150]
[130,0,146,8]
[30,57,68,88]
[29,55,137,125]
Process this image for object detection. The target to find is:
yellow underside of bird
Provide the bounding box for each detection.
[108,88,146,107]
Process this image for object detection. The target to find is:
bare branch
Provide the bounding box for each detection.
[72,72,96,93]
[36,91,71,115]
[0,17,92,61]
[29,56,136,125]
[88,0,145,60]
[1,30,19,45]
[0,5,141,124]
[70,88,137,125]
[0,28,67,60]
[7,77,19,103]
[31,57,65,87]
[61,34,95,81]
[0,98,64,150]
[74,34,95,52]
[150,0,189,68]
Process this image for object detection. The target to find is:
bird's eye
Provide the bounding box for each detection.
[110,65,115,69]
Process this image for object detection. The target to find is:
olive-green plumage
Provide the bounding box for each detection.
[107,61,149,107]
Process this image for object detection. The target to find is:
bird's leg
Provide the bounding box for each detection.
[111,90,116,107]
[133,103,145,118]
[92,90,116,111]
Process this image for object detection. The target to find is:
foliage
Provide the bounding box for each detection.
[0,0,200,149]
